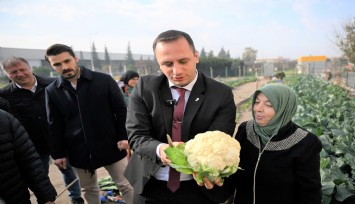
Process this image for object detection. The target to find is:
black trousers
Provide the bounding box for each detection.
[136,178,217,204]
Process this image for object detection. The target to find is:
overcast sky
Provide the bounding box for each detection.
[0,0,353,60]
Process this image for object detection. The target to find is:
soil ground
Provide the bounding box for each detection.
[30,164,110,204]
[30,78,269,204]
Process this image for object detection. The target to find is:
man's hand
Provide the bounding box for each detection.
[159,143,171,166]
[54,158,67,169]
[193,172,223,189]
[117,140,129,151]
[159,142,183,166]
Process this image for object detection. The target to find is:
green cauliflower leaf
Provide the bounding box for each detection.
[164,143,194,174]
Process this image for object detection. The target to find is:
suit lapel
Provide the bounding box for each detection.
[182,72,205,141]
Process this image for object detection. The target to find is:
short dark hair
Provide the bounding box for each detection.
[1,57,30,71]
[45,44,76,62]
[152,30,196,53]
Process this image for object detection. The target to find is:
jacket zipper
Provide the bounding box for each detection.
[75,88,96,171]
[252,136,275,204]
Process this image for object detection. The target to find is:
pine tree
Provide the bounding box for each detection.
[199,47,207,59]
[91,42,100,70]
[104,46,111,66]
[126,41,136,70]
[208,50,214,58]
[217,47,227,59]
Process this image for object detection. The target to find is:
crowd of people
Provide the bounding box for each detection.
[0,30,322,204]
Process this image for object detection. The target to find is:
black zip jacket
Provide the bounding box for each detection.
[45,67,128,170]
[0,75,55,154]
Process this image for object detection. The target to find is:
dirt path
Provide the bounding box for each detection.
[31,78,269,204]
[31,164,110,203]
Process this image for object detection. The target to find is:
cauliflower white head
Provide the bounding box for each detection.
[184,130,241,172]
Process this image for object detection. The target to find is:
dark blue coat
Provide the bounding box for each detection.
[45,67,128,170]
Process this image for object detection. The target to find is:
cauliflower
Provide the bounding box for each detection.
[165,130,241,184]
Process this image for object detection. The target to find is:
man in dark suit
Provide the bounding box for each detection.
[124,30,237,204]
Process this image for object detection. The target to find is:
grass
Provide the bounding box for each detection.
[218,76,257,88]
[0,82,8,88]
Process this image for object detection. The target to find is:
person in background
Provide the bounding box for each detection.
[0,57,84,204]
[118,70,139,160]
[233,83,322,204]
[0,107,57,204]
[124,30,236,204]
[118,70,139,106]
[44,44,133,204]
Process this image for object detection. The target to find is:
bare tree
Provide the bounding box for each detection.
[335,17,355,64]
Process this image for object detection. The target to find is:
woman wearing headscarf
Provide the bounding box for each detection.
[118,70,139,106]
[118,71,139,159]
[233,83,322,204]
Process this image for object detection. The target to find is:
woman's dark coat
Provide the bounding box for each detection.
[233,120,322,204]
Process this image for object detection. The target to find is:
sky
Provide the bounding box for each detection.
[0,0,354,60]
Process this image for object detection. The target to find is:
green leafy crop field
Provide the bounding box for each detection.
[286,75,355,204]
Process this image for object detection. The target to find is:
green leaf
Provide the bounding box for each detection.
[98,181,116,187]
[335,183,355,202]
[322,181,335,196]
[164,143,189,166]
[170,163,194,174]
[100,185,118,190]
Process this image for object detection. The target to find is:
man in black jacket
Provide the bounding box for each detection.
[0,108,57,204]
[0,57,84,204]
[45,44,133,204]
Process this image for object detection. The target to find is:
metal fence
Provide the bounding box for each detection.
[341,71,355,88]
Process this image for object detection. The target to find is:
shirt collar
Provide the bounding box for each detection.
[15,76,37,93]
